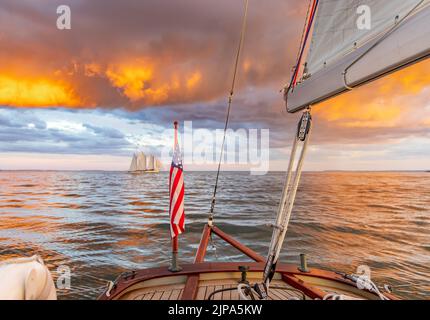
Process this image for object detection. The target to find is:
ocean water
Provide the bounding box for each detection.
[0,171,428,299]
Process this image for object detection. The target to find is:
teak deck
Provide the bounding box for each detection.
[98,224,398,300]
[118,279,306,301]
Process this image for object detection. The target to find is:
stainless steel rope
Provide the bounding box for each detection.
[209,0,249,224]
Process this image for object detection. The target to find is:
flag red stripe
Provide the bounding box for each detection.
[169,165,185,238]
[169,168,182,209]
[172,183,184,220]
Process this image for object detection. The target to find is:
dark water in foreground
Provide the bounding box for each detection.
[0,171,429,299]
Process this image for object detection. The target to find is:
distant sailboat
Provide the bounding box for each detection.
[128,152,160,173]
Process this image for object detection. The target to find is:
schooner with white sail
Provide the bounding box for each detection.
[129,152,160,173]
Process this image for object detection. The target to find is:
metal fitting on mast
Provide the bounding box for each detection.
[298,108,312,141]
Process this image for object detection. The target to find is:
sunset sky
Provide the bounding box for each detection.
[0,0,429,171]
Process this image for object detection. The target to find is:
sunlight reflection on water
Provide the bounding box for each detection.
[0,171,429,299]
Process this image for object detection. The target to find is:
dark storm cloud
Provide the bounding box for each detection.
[117,85,430,150]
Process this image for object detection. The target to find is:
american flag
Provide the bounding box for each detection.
[169,130,185,238]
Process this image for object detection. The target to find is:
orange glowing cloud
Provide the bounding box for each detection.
[243,60,251,73]
[315,95,403,128]
[104,61,203,104]
[0,75,81,107]
[1,57,207,108]
[106,64,156,101]
[186,71,202,90]
[314,60,430,128]
[0,0,327,110]
[84,63,103,77]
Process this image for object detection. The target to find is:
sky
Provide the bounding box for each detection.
[0,0,429,171]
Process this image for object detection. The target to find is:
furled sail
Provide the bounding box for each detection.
[286,0,430,112]
[129,153,138,172]
[137,152,147,171]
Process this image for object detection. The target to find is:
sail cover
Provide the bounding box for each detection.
[286,0,430,112]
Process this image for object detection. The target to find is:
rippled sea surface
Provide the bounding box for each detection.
[0,171,429,299]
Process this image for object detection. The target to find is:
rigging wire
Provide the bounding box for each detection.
[289,0,319,89]
[293,0,313,72]
[209,0,249,223]
[283,0,319,109]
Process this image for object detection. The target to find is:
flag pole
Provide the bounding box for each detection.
[169,236,181,272]
[169,121,182,272]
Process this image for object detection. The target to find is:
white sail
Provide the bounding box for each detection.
[129,153,138,172]
[156,159,162,171]
[286,0,430,112]
[147,155,155,171]
[307,0,428,75]
[137,152,147,171]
